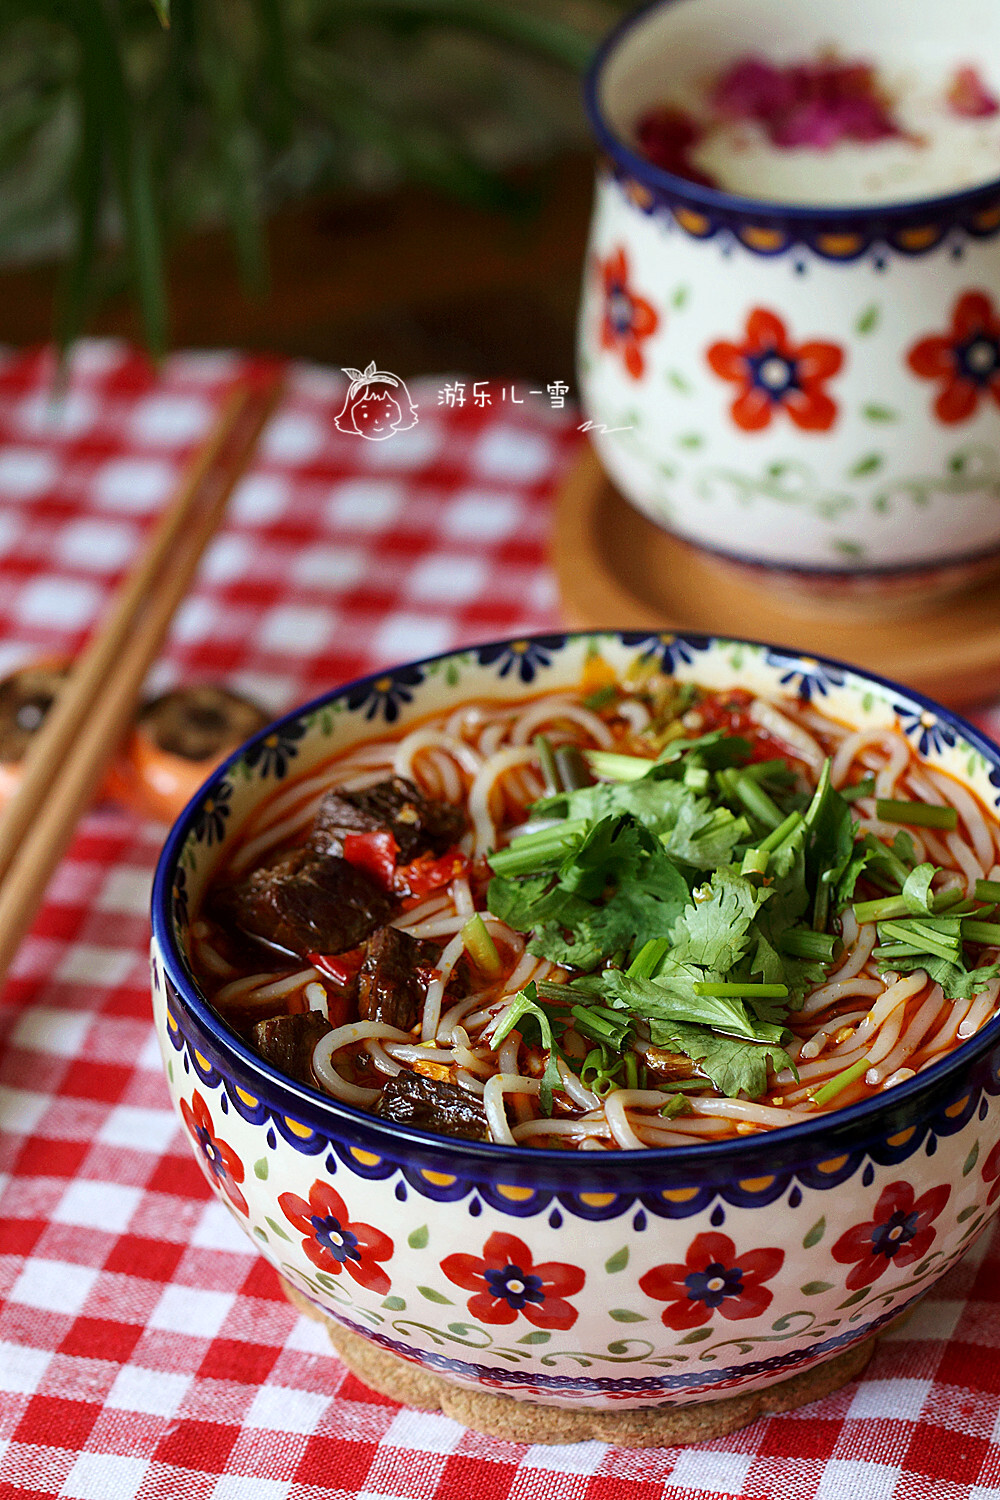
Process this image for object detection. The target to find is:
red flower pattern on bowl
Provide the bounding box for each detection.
[638,1230,784,1330]
[907,290,1000,424]
[982,1138,1000,1205]
[597,246,659,379]
[706,308,843,432]
[279,1180,394,1294]
[179,1089,249,1217]
[441,1230,585,1330]
[830,1179,950,1290]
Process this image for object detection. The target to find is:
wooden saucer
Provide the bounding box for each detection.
[552,447,1000,709]
[282,1278,875,1446]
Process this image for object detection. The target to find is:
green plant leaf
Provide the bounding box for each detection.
[963,1141,980,1176]
[848,452,883,477]
[862,403,899,422]
[609,1308,646,1322]
[408,1225,429,1249]
[855,304,880,334]
[800,1280,833,1295]
[253,1158,269,1179]
[265,1216,291,1241]
[382,1295,406,1310]
[605,1247,629,1274]
[679,1325,712,1342]
[802,1217,826,1248]
[517,1330,551,1344]
[418,1285,453,1304]
[838,1287,868,1308]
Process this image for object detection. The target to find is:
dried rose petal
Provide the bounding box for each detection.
[947,65,1000,118]
[634,105,718,186]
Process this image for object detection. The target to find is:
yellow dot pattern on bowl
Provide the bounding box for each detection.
[625,179,654,210]
[974,205,1000,231]
[421,1170,457,1187]
[661,1187,699,1204]
[674,208,712,237]
[815,233,863,258]
[895,224,942,251]
[350,1147,382,1167]
[887,1127,916,1147]
[284,1117,314,1140]
[817,1155,849,1174]
[194,1050,211,1072]
[739,1175,775,1193]
[578,1191,617,1207]
[166,1009,178,1034]
[738,227,788,253]
[945,1096,971,1119]
[235,1088,258,1108]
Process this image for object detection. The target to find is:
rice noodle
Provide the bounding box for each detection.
[483,1073,541,1144]
[194,674,1000,1152]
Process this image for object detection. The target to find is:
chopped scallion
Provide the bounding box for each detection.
[961,919,1000,946]
[741,847,770,876]
[460,914,503,978]
[840,774,875,804]
[975,879,1000,904]
[692,981,788,998]
[533,734,559,795]
[488,819,587,876]
[554,744,590,791]
[810,1056,871,1106]
[874,798,958,830]
[777,929,838,961]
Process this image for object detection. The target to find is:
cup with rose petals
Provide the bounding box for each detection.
[577,0,1000,613]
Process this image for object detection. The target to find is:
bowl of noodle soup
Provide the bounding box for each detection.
[151,632,1000,1410]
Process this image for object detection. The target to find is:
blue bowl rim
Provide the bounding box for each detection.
[152,629,1000,1171]
[583,0,1000,227]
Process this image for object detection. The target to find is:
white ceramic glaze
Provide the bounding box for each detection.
[151,633,1000,1410]
[577,0,1000,597]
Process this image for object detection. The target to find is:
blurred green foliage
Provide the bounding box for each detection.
[0,0,607,352]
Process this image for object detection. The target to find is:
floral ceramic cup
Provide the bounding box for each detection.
[577,0,1000,610]
[152,632,1000,1410]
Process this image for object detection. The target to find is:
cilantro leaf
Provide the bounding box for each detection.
[668,868,769,972]
[596,965,760,1039]
[647,1018,795,1099]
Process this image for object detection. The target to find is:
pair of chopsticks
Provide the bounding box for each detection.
[0,367,284,988]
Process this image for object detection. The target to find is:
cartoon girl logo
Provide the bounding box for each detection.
[335,361,419,441]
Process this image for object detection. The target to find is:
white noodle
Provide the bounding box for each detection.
[483,1073,541,1144]
[749,698,824,771]
[604,1089,670,1149]
[421,932,465,1041]
[312,1021,412,1104]
[508,696,614,748]
[467,745,540,855]
[213,966,318,1008]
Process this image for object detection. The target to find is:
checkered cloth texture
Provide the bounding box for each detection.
[2,339,1000,1500]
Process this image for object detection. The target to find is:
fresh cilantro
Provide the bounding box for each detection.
[647,1018,796,1098]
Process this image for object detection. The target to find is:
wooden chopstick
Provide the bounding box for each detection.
[0,369,283,986]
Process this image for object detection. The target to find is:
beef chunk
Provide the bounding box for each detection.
[251,1012,332,1087]
[310,775,466,862]
[214,847,395,957]
[374,1070,489,1141]
[358,925,437,1031]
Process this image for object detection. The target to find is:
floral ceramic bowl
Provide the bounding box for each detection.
[577,0,1000,609]
[151,633,1000,1410]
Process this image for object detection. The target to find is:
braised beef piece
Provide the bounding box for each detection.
[213,847,394,957]
[251,1011,332,1087]
[374,1070,489,1141]
[310,775,466,862]
[358,925,438,1031]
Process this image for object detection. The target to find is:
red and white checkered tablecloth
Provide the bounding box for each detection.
[3,339,1000,1500]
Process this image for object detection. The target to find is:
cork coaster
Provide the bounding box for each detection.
[282,1279,876,1446]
